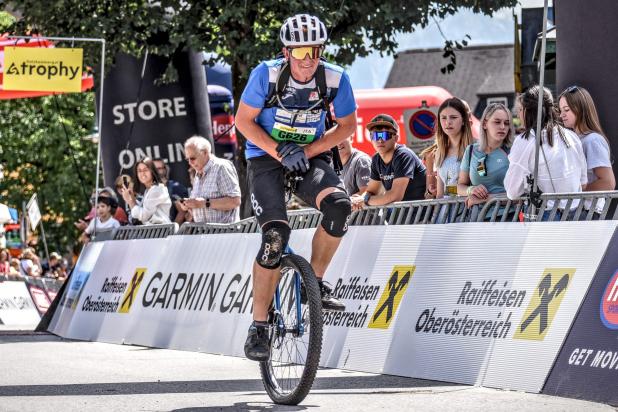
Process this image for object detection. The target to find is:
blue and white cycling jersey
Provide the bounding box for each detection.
[240,58,356,159]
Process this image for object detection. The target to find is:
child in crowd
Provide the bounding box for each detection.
[80,196,121,243]
[559,86,615,214]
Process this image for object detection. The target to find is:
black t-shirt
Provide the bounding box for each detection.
[370,145,427,201]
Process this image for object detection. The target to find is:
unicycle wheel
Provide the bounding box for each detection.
[259,253,323,405]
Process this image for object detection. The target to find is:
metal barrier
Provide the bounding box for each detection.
[140,191,618,237]
[478,191,618,222]
[111,223,178,240]
[177,218,260,235]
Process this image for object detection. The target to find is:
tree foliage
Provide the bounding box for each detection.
[6,0,517,100]
[0,93,97,252]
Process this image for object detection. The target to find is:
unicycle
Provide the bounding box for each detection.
[258,248,323,405]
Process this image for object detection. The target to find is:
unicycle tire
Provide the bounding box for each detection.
[259,253,323,405]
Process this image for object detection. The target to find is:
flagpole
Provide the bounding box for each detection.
[530,0,549,219]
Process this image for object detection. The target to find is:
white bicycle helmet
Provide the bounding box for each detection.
[280,14,327,47]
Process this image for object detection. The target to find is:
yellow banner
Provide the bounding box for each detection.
[3,47,83,93]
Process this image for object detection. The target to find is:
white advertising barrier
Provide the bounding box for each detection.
[0,281,40,328]
[50,233,260,355]
[50,241,104,335]
[48,220,618,393]
[320,221,617,392]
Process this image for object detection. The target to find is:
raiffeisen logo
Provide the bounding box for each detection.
[514,268,574,341]
[600,270,618,330]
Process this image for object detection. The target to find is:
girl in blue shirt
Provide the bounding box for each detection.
[458,103,514,209]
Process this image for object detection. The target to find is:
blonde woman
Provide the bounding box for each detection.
[434,97,474,198]
[458,103,514,208]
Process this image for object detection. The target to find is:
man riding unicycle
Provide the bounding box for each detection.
[235,13,357,362]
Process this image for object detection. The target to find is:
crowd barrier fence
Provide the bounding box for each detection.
[173,191,618,236]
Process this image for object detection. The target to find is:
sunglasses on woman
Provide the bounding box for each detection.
[288,46,324,60]
[371,130,395,141]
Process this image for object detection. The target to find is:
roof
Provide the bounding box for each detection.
[385,44,515,110]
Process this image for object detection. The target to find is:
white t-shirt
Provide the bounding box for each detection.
[504,127,587,210]
[85,216,120,235]
[580,132,612,212]
[130,184,172,225]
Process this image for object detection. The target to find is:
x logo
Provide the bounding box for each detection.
[369,266,415,329]
[119,268,146,313]
[514,268,574,341]
[520,273,569,334]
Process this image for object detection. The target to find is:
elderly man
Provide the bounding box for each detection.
[180,136,241,224]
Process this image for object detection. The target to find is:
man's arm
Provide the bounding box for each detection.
[365,177,409,206]
[235,101,280,159]
[304,111,357,159]
[185,197,241,211]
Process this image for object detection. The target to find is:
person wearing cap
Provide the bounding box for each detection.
[79,195,121,243]
[235,14,357,361]
[351,114,427,210]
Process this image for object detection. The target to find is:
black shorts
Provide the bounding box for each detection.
[247,152,345,226]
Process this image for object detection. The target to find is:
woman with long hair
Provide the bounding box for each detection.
[120,157,172,225]
[434,97,474,198]
[458,103,514,208]
[559,86,615,213]
[505,85,587,220]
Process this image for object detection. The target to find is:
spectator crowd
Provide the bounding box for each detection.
[72,84,615,246]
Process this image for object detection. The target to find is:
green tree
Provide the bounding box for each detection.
[0,93,97,253]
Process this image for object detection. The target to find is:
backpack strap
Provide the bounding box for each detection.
[264,61,291,108]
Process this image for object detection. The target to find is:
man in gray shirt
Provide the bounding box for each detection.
[338,135,372,195]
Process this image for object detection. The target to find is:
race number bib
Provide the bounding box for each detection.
[271,122,317,143]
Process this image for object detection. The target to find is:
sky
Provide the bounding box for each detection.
[347,0,549,89]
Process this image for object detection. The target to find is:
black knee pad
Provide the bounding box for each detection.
[320,191,352,237]
[256,221,291,269]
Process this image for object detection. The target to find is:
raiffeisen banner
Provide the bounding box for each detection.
[3,47,83,92]
[48,221,618,394]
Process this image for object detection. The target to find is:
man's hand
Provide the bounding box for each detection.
[183,198,204,209]
[277,141,304,158]
[350,194,365,211]
[277,142,309,173]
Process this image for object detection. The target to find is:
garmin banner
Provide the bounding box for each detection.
[48,221,618,393]
[542,230,618,405]
[100,52,211,187]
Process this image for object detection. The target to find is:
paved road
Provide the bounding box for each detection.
[0,331,613,412]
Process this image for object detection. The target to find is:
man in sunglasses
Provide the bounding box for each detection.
[351,114,427,211]
[235,14,357,361]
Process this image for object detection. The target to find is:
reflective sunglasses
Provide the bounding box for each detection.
[371,130,395,141]
[288,46,323,60]
[566,85,580,94]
